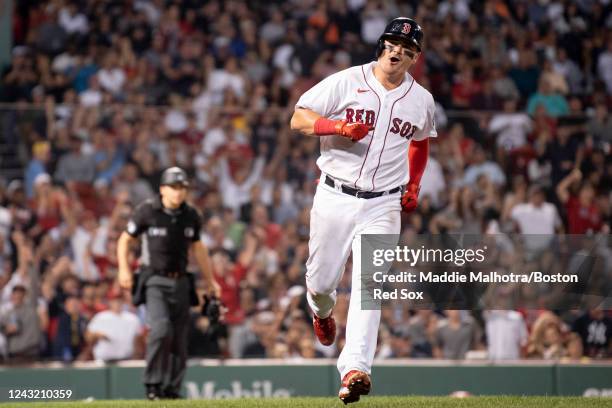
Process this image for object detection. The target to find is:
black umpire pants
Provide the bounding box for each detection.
[143,274,191,393]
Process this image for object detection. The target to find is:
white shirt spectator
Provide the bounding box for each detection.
[201,127,226,158]
[97,68,126,95]
[192,91,212,130]
[434,102,448,131]
[417,156,445,207]
[259,15,285,43]
[485,310,528,360]
[200,127,248,158]
[511,202,561,235]
[597,47,612,95]
[88,310,142,361]
[79,88,102,107]
[164,109,188,133]
[553,57,583,94]
[58,8,89,35]
[511,201,561,253]
[218,157,265,214]
[134,0,161,25]
[488,112,532,151]
[0,206,11,256]
[437,0,471,22]
[272,43,299,88]
[463,162,506,187]
[52,52,78,74]
[361,10,387,44]
[70,226,100,282]
[207,69,246,101]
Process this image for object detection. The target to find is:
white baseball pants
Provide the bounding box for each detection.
[305,174,401,378]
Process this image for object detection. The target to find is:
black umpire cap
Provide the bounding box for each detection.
[160,167,189,187]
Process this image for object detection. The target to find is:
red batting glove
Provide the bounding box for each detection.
[314,118,370,142]
[401,183,420,213]
[334,120,370,142]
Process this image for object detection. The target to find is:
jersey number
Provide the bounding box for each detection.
[390,118,417,140]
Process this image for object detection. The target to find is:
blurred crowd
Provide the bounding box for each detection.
[0,0,611,364]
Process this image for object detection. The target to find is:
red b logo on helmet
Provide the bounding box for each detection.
[402,23,411,34]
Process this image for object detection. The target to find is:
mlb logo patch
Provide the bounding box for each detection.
[402,23,411,34]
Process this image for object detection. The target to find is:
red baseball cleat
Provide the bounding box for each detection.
[313,314,336,346]
[338,370,372,404]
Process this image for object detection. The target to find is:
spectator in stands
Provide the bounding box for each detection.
[485,310,528,360]
[1,285,41,362]
[85,293,143,361]
[563,333,586,362]
[526,311,568,360]
[378,328,412,359]
[433,310,482,359]
[53,135,96,185]
[242,311,278,358]
[488,97,532,152]
[572,309,612,359]
[526,77,569,118]
[58,2,89,36]
[52,295,87,361]
[24,141,51,199]
[508,50,540,100]
[587,103,612,148]
[462,146,506,187]
[401,310,437,358]
[212,232,257,358]
[511,185,562,235]
[556,169,603,234]
[596,39,612,95]
[79,282,103,318]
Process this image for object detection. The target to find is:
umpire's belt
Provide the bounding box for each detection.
[323,174,403,199]
[153,269,184,279]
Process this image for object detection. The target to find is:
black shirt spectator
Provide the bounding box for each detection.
[572,310,612,359]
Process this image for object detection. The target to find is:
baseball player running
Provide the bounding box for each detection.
[290,17,436,404]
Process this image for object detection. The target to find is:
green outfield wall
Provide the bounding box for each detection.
[0,360,610,401]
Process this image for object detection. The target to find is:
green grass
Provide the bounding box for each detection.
[1,397,612,408]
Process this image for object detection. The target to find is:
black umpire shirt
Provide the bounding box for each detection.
[126,196,202,272]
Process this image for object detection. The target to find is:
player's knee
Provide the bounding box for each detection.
[148,318,172,340]
[309,287,335,299]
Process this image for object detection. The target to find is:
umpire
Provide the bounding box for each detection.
[117,167,220,400]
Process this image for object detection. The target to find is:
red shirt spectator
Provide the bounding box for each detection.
[557,170,602,234]
[566,194,602,234]
[217,261,248,325]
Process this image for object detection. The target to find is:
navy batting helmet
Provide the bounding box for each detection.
[375,17,424,58]
[160,167,189,187]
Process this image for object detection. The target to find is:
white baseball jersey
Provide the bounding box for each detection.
[296,61,437,191]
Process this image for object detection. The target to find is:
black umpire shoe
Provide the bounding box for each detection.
[146,384,162,400]
[162,387,182,399]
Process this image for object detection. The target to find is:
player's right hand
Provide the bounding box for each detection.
[118,268,133,290]
[334,120,370,142]
[401,183,420,213]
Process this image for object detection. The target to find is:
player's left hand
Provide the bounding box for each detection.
[401,183,420,213]
[209,279,222,298]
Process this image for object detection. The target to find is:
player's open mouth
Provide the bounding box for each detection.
[389,56,401,64]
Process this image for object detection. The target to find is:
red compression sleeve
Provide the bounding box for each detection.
[408,138,429,186]
[314,118,339,136]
